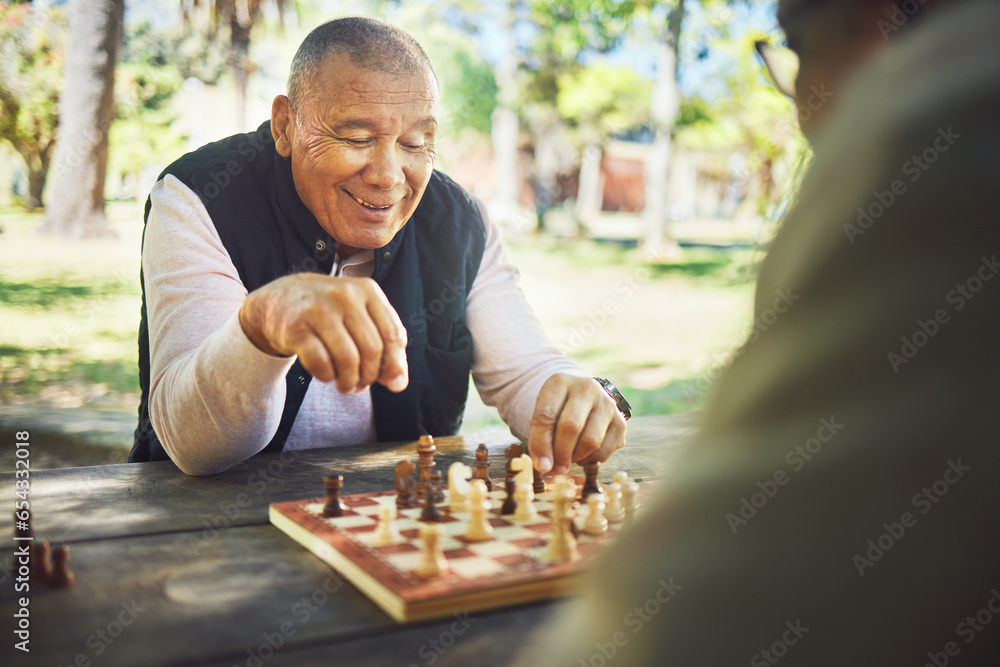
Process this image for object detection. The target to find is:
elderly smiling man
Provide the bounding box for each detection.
[129,17,629,475]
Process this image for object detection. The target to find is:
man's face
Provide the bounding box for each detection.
[272,54,439,251]
[780,0,889,140]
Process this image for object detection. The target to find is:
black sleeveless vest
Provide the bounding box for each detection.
[130,121,487,463]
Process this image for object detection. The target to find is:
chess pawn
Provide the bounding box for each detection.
[622,479,640,520]
[604,482,625,523]
[420,483,442,522]
[501,478,518,515]
[465,479,494,542]
[474,443,493,492]
[580,460,603,500]
[513,482,537,523]
[415,522,448,579]
[448,462,472,513]
[582,493,608,536]
[430,470,445,503]
[545,489,580,563]
[533,467,546,494]
[373,502,402,547]
[612,471,629,487]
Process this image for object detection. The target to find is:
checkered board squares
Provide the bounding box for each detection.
[269,479,634,622]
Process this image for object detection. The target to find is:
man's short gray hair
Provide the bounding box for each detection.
[287,16,436,107]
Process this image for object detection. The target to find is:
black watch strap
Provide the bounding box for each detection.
[594,377,632,421]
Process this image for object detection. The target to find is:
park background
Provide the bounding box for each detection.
[0,0,807,470]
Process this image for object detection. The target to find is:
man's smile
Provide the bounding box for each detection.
[346,190,394,210]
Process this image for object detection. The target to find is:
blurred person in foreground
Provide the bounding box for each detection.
[520,0,1000,663]
[129,17,629,475]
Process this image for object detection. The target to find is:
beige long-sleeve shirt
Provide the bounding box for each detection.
[143,174,585,475]
[520,0,1000,664]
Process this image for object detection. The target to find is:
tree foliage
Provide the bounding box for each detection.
[0,2,66,209]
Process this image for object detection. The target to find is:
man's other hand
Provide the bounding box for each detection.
[238,274,408,394]
[527,374,627,475]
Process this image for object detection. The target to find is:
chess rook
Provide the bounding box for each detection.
[323,475,347,517]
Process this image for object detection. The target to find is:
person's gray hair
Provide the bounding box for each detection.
[287,16,436,108]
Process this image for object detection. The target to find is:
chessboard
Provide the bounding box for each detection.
[269,476,640,622]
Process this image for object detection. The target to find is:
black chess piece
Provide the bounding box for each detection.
[420,482,441,522]
[501,478,518,515]
[533,467,546,494]
[580,460,603,500]
[323,475,347,517]
[475,443,492,492]
[430,470,445,503]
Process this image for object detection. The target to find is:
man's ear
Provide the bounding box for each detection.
[271,95,294,158]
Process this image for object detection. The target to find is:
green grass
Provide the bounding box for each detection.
[0,201,144,406]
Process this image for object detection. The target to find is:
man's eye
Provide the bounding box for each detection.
[343,138,372,146]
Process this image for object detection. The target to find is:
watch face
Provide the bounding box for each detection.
[597,378,631,420]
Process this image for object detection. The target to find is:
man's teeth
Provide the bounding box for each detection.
[350,193,390,210]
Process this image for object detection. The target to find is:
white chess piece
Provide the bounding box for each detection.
[510,453,534,489]
[612,471,629,487]
[622,479,639,520]
[448,462,472,513]
[513,482,537,522]
[545,478,579,562]
[372,502,401,546]
[583,493,608,535]
[465,479,493,541]
[604,482,625,523]
[415,522,448,578]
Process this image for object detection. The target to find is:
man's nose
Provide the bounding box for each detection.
[362,141,406,190]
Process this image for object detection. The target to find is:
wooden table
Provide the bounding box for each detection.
[0,414,696,667]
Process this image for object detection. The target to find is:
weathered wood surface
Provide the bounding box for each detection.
[0,414,697,549]
[0,414,697,667]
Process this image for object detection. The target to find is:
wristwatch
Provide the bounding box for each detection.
[594,377,632,421]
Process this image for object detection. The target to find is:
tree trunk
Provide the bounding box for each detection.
[42,0,123,239]
[490,2,521,231]
[640,0,684,262]
[26,164,46,210]
[230,11,252,132]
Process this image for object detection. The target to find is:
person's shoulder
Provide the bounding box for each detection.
[160,122,276,193]
[424,169,475,204]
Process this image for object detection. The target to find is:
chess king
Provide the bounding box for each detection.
[130,17,630,475]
